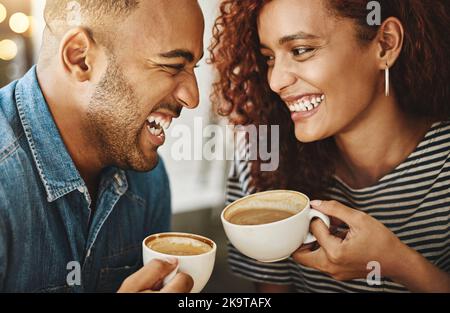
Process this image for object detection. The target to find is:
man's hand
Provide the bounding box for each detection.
[117,259,194,293]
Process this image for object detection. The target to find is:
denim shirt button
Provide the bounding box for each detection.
[77,186,86,193]
[114,174,123,187]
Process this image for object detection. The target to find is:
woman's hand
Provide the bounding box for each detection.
[292,200,450,292]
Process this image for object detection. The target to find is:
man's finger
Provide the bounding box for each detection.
[160,272,194,293]
[118,259,178,293]
[311,200,360,227]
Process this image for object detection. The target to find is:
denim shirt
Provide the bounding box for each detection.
[0,67,171,292]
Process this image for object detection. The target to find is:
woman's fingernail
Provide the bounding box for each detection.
[311,200,323,207]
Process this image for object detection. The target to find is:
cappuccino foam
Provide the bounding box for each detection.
[147,236,212,256]
[228,209,295,225]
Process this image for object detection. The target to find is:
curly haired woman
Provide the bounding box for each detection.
[210,0,450,292]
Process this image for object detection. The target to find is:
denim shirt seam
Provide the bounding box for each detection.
[123,190,146,207]
[48,184,84,200]
[14,79,84,202]
[100,244,141,262]
[15,87,54,201]
[85,190,125,253]
[0,131,24,164]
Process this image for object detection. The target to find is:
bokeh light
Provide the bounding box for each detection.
[0,39,18,61]
[0,4,7,24]
[23,16,35,37]
[9,12,30,34]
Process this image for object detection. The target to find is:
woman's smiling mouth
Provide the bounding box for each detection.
[284,94,325,112]
[283,93,325,121]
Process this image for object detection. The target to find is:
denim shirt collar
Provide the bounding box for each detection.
[14,66,128,202]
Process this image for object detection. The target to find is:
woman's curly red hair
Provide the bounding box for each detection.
[209,0,450,197]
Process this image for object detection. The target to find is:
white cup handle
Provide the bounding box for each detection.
[303,208,331,244]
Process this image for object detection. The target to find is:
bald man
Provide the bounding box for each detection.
[0,0,204,292]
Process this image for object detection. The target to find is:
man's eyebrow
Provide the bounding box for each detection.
[279,31,319,45]
[158,49,195,63]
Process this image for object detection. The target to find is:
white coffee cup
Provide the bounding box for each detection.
[142,232,216,293]
[221,190,330,263]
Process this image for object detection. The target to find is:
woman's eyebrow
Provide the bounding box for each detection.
[260,31,320,49]
[278,31,320,45]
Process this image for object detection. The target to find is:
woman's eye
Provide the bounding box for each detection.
[263,55,275,66]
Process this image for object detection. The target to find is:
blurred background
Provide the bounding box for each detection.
[0,0,254,292]
[0,1,35,85]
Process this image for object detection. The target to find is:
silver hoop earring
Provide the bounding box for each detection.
[385,62,390,97]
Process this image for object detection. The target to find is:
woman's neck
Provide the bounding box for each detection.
[334,94,432,189]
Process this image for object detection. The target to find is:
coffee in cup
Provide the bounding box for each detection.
[146,234,213,256]
[142,232,216,293]
[227,208,296,225]
[221,190,330,262]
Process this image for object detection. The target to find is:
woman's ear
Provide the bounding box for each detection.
[59,27,97,82]
[376,17,404,69]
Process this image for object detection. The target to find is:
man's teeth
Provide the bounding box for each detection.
[156,116,170,129]
[147,125,163,136]
[146,114,172,139]
[288,94,325,112]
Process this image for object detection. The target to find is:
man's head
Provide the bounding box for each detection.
[39,0,204,171]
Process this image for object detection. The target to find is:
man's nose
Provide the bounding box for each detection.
[175,72,200,109]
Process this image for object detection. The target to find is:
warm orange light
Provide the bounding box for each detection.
[0,4,7,24]
[9,12,30,34]
[0,39,18,61]
[23,16,35,37]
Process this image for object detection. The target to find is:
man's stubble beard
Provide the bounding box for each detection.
[85,54,158,172]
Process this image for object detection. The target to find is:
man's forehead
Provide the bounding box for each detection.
[121,0,204,60]
[133,0,203,29]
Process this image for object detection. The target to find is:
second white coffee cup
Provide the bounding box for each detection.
[221,190,330,263]
[142,232,216,293]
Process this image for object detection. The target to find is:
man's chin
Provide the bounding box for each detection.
[118,150,159,172]
[133,154,159,172]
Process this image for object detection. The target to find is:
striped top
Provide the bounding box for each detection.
[226,121,450,292]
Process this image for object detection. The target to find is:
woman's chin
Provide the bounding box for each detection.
[294,125,326,143]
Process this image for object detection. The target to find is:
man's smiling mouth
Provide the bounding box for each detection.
[144,111,177,147]
[146,112,172,137]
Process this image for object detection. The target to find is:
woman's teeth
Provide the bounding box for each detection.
[147,115,172,137]
[288,94,325,112]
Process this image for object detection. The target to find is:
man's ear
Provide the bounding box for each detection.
[59,27,97,82]
[375,17,404,69]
